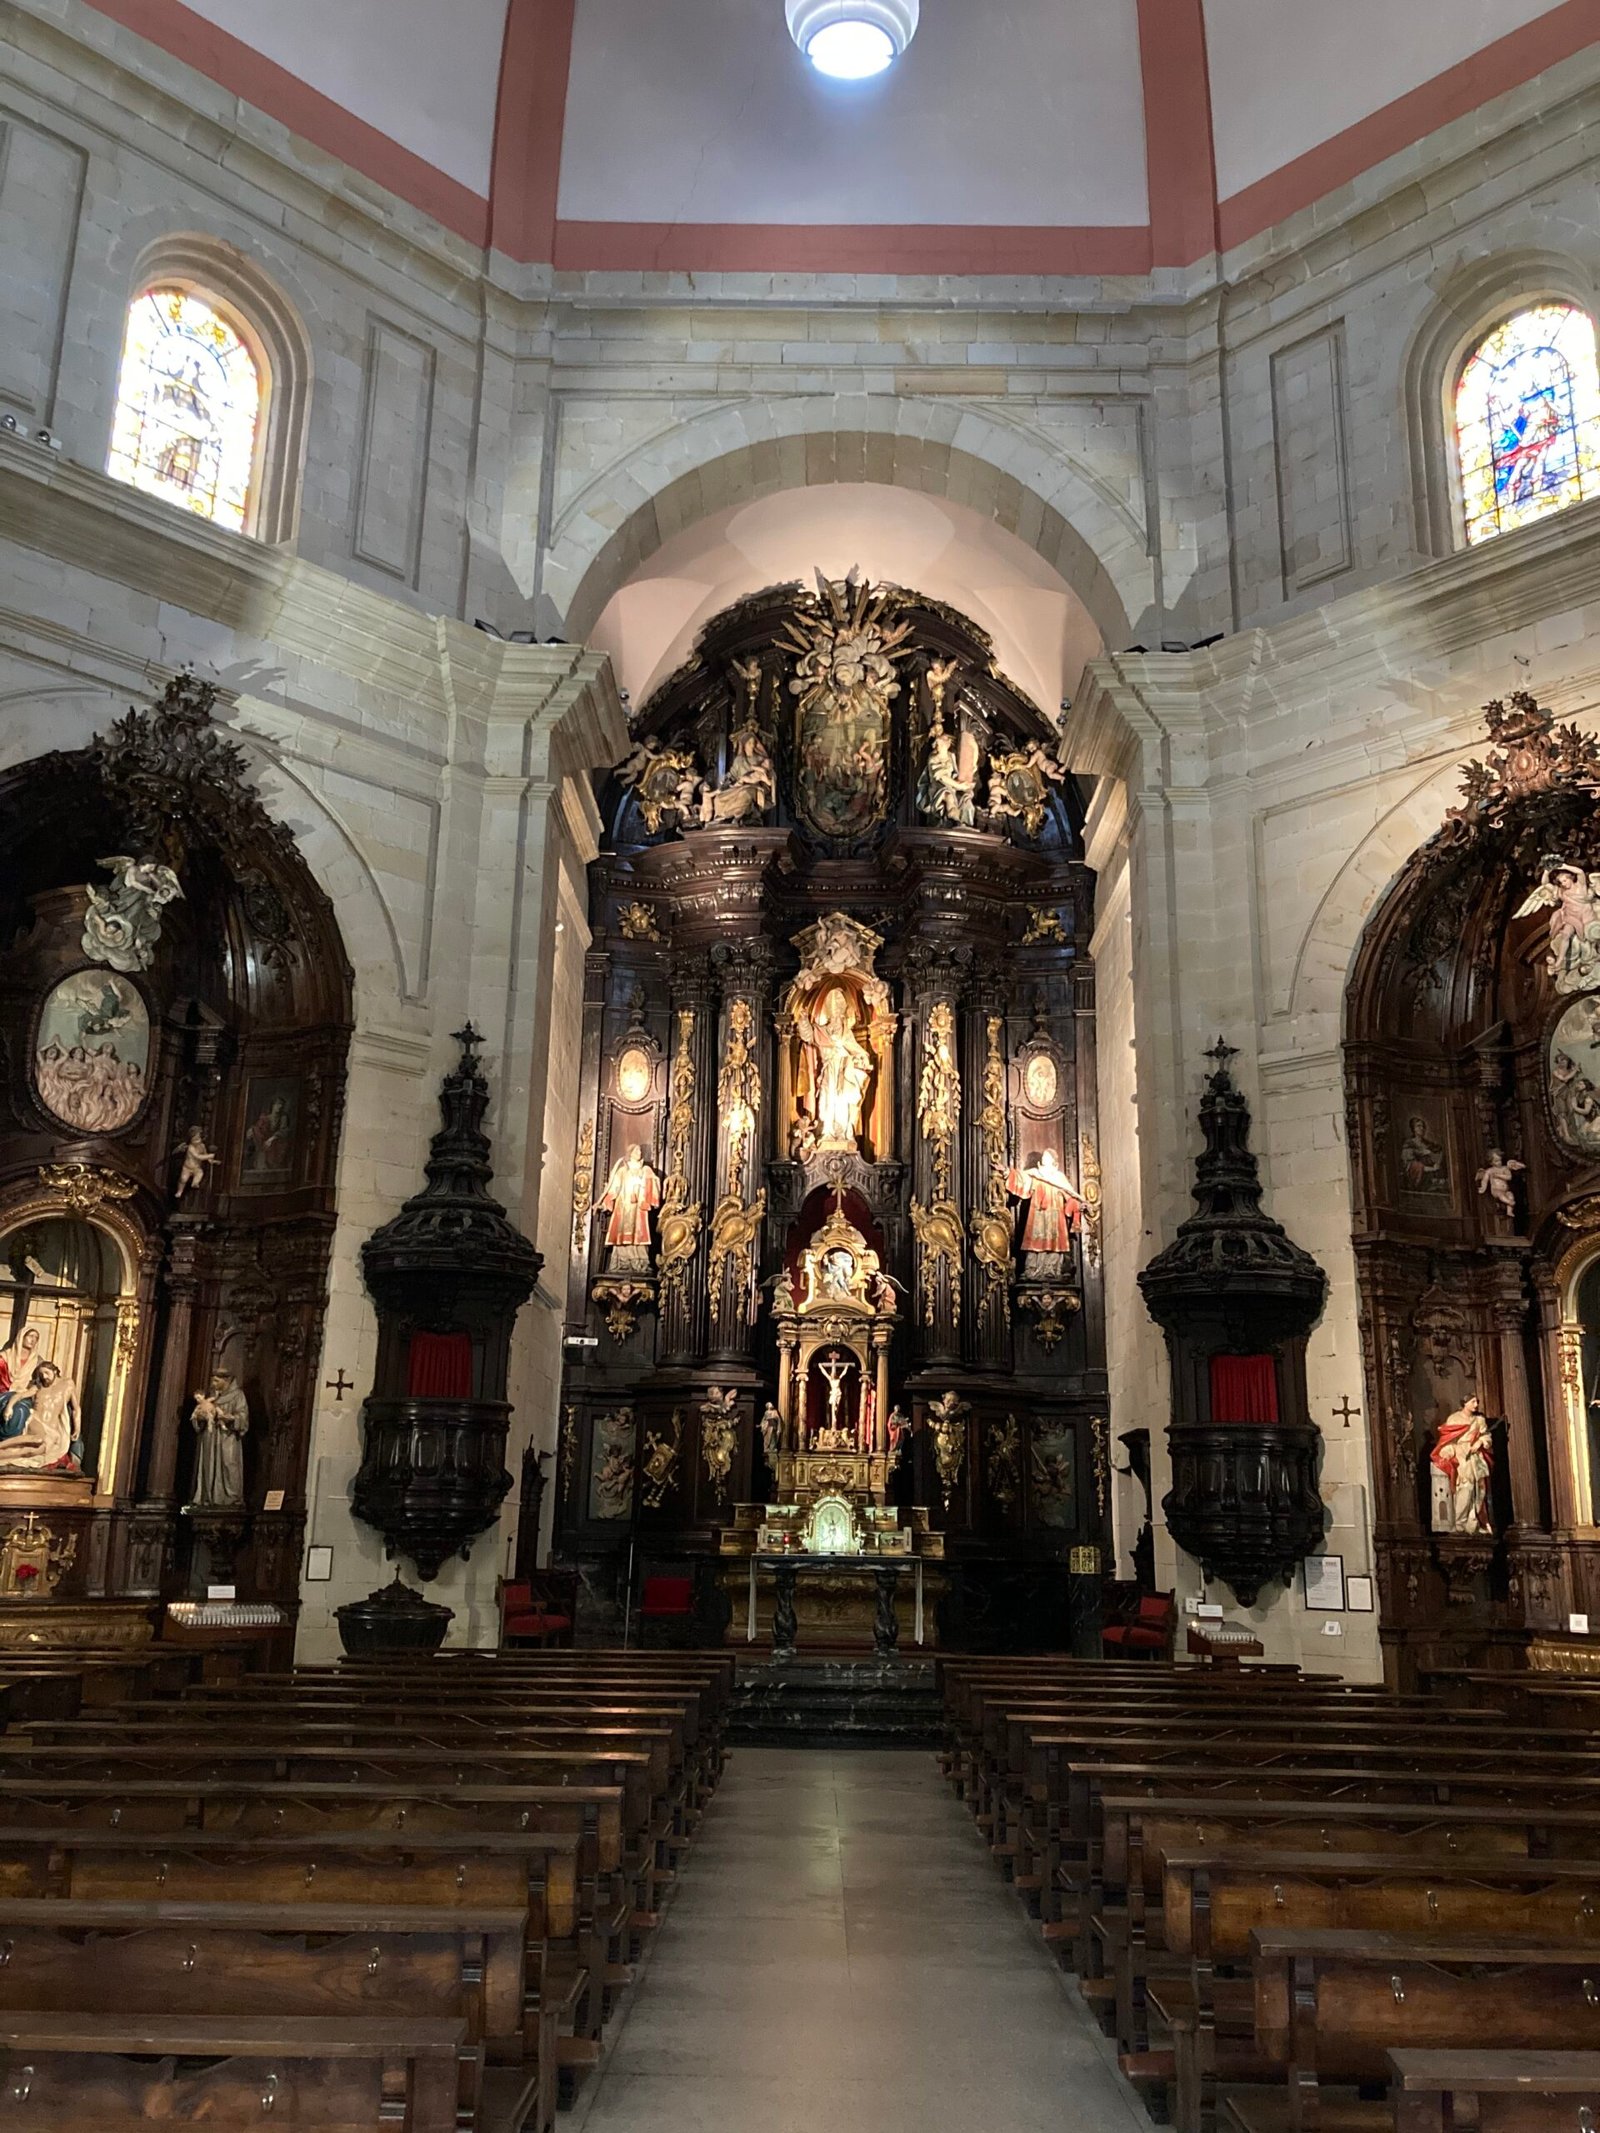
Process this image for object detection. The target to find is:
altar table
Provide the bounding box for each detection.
[744,1554,926,1658]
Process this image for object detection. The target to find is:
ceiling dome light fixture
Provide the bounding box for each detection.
[786,0,919,79]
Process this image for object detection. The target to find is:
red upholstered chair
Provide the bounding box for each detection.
[639,1573,696,1648]
[500,1571,576,1649]
[1102,1590,1175,1660]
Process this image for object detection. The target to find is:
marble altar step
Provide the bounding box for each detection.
[728,1655,943,1747]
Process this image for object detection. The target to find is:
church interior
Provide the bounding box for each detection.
[0,0,1598,2123]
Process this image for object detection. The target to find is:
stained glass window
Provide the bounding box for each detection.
[1455,302,1600,546]
[107,288,262,531]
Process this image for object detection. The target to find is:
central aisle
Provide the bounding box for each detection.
[570,1747,1150,2133]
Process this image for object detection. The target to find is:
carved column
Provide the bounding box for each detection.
[1535,1265,1591,1531]
[1485,1275,1547,1532]
[708,942,773,1363]
[905,945,967,1368]
[659,954,715,1364]
[567,948,608,1324]
[872,1322,892,1454]
[145,1222,205,1502]
[964,987,1013,1372]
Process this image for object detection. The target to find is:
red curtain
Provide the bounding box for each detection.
[407,1331,473,1399]
[1208,1353,1279,1424]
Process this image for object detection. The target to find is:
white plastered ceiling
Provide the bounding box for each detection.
[588,483,1103,717]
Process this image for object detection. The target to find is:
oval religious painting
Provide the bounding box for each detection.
[1548,998,1600,1157]
[615,1045,653,1105]
[33,971,151,1135]
[1024,1053,1059,1109]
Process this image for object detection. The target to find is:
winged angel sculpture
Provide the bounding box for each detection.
[1515,855,1600,994]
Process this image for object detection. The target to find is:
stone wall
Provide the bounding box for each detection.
[3,0,1600,1660]
[0,431,625,1656]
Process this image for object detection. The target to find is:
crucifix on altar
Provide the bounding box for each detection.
[811,1347,862,1452]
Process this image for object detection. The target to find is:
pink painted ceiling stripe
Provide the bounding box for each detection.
[1138,0,1220,270]
[85,0,490,243]
[1218,0,1600,251]
[488,0,575,263]
[551,220,1154,277]
[80,0,1600,273]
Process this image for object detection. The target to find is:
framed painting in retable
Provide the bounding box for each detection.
[33,971,150,1136]
[1395,1104,1452,1205]
[1030,1426,1076,1530]
[239,1076,300,1185]
[1548,998,1600,1159]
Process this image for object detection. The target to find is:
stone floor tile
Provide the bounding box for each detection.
[568,1745,1150,2133]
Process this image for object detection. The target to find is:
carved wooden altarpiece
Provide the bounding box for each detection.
[556,575,1109,1649]
[1348,692,1600,1679]
[0,675,351,1657]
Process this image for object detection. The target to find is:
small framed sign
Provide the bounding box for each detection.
[1345,1575,1374,1614]
[304,1546,334,1583]
[1301,1553,1346,1611]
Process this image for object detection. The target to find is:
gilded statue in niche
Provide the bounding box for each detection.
[1007,1149,1086,1279]
[780,569,913,843]
[917,717,979,827]
[619,738,701,836]
[987,745,1065,840]
[781,914,895,1162]
[0,1214,136,1486]
[592,1145,663,1275]
[700,717,777,829]
[1428,1396,1495,1534]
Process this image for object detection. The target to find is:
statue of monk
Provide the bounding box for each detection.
[1006,1149,1087,1278]
[593,1144,662,1275]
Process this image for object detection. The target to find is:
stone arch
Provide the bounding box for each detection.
[1288,751,1467,1035]
[0,679,407,1013]
[114,232,315,545]
[1403,249,1600,559]
[547,398,1151,654]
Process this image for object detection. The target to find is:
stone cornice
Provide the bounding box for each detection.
[0,432,627,777]
[1069,494,1600,789]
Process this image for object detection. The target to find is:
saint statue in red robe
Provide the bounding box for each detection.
[1006,1149,1086,1276]
[594,1144,662,1274]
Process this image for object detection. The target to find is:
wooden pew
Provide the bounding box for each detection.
[0,2013,478,2132]
[1152,1849,1600,2133]
[1222,1931,1600,2133]
[1073,1765,1600,2046]
[0,1821,587,2093]
[1388,2049,1600,2133]
[0,1894,529,2041]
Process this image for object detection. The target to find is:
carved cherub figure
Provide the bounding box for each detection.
[1474,1147,1525,1221]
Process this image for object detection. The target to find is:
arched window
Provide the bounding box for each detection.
[1454,301,1600,546]
[107,287,265,532]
